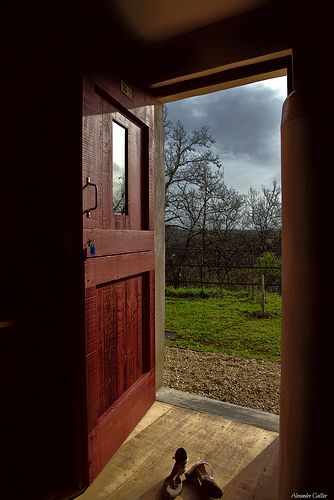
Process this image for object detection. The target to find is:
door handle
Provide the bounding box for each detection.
[83,177,98,218]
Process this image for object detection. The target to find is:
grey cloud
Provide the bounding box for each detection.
[166,78,286,193]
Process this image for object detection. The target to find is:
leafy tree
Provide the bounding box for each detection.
[256,251,281,288]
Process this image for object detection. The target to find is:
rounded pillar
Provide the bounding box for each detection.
[280,90,331,497]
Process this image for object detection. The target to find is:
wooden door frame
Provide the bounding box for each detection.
[153,57,293,390]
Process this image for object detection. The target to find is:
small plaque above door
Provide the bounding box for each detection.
[120,80,132,99]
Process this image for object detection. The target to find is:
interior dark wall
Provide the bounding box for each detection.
[2,2,83,497]
[2,0,333,498]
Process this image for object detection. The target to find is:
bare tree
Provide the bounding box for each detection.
[166,159,229,287]
[164,111,281,290]
[164,108,221,220]
[244,178,281,250]
[209,185,245,284]
[210,184,245,234]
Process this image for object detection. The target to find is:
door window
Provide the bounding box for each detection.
[112,121,127,215]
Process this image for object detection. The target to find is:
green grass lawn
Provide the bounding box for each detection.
[165,287,281,361]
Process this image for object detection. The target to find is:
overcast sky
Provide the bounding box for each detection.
[166,76,287,194]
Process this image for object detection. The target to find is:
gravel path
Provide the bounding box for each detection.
[163,346,281,414]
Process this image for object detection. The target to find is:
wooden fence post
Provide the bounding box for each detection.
[260,274,265,313]
[251,248,255,300]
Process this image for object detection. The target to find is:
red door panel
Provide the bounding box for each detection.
[82,76,155,482]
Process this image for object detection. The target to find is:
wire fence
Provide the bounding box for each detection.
[165,263,281,294]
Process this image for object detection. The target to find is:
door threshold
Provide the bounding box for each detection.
[157,387,279,432]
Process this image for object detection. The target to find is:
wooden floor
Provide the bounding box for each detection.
[79,397,279,500]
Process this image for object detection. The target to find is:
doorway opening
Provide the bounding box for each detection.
[162,75,287,416]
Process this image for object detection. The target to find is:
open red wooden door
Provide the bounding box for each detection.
[82,76,155,482]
